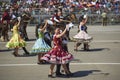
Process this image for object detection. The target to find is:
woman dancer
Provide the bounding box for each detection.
[73,16,92,51]
[6,18,26,56]
[41,25,74,78]
[56,34,72,77]
[30,21,51,64]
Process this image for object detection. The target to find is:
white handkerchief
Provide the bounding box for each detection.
[84,14,87,18]
[68,22,74,28]
[47,20,54,25]
[17,17,21,21]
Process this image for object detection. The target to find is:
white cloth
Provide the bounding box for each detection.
[54,17,60,22]
[17,17,21,21]
[47,20,53,25]
[66,22,74,31]
[68,22,74,28]
[12,15,16,19]
[73,31,92,40]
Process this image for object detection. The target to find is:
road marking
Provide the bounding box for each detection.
[71,63,120,65]
[0,63,120,67]
[0,64,37,66]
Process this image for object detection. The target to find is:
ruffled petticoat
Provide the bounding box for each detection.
[30,38,51,54]
[41,46,74,64]
[73,31,93,43]
[6,33,26,48]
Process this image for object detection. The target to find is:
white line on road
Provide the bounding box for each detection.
[0,63,120,67]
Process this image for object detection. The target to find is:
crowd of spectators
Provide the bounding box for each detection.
[0,0,120,14]
[0,0,120,24]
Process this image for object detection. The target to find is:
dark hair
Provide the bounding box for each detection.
[54,10,58,13]
[70,6,75,9]
[4,9,9,12]
[58,8,62,12]
[13,18,19,25]
[39,23,45,29]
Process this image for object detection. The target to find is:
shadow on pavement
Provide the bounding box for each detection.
[16,54,37,57]
[26,38,36,41]
[88,48,110,52]
[0,49,13,52]
[75,48,110,52]
[72,70,101,77]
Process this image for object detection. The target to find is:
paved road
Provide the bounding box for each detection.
[0,25,120,80]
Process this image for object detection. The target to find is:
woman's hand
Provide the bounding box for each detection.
[11,29,13,31]
[17,17,21,21]
[66,24,69,31]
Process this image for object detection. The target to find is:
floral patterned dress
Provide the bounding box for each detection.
[41,34,74,64]
[30,29,51,54]
[6,23,26,48]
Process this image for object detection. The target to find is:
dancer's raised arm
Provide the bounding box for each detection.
[56,25,69,38]
[40,20,48,32]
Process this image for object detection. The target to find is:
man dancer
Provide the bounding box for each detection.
[20,9,31,41]
[1,9,11,41]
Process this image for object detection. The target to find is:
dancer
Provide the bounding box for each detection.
[56,34,72,77]
[30,21,51,64]
[1,9,11,41]
[65,6,77,41]
[6,18,26,56]
[20,10,31,41]
[44,26,52,47]
[41,25,74,78]
[73,15,92,51]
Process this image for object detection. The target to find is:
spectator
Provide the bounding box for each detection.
[101,10,107,26]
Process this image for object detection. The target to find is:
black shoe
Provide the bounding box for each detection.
[24,38,29,41]
[37,60,46,64]
[23,53,30,56]
[48,74,55,78]
[37,62,42,64]
[56,73,65,77]
[65,73,74,78]
[84,48,90,51]
[24,52,30,55]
